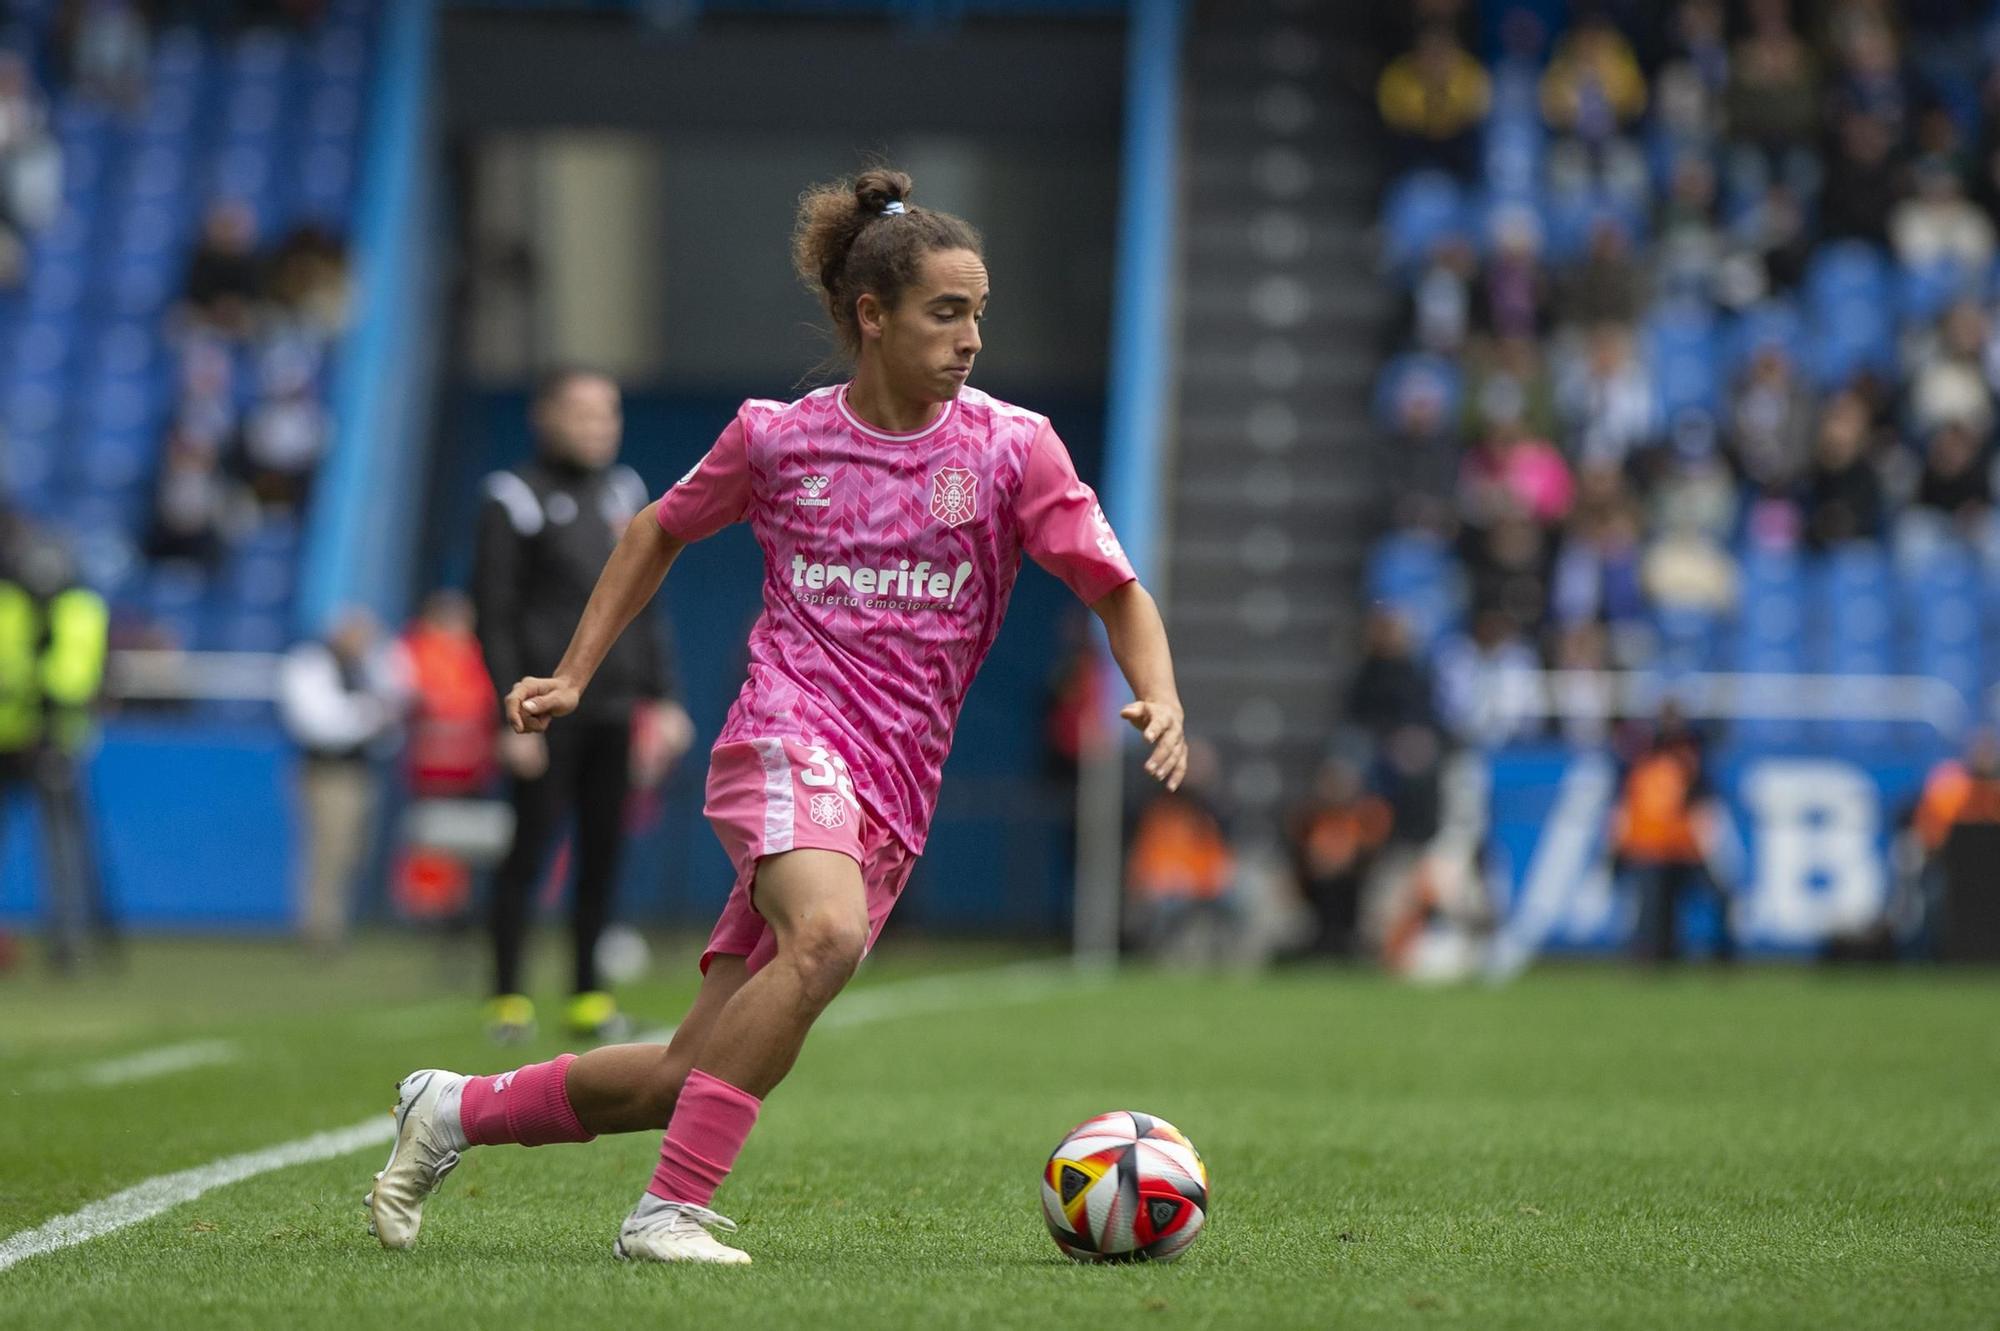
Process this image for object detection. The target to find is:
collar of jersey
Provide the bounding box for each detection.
[836,385,955,443]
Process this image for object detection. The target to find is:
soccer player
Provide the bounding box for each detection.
[366,168,1187,1265]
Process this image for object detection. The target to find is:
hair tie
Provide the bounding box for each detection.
[881,201,906,216]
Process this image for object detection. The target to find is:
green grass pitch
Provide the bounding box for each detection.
[0,936,1994,1329]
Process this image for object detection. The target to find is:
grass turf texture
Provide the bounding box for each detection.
[0,938,1994,1330]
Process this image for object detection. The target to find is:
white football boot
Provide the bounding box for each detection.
[613,1197,752,1265]
[365,1068,467,1249]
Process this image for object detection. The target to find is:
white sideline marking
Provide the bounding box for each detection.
[0,1119,395,1274]
[30,1040,242,1092]
[0,960,1085,1274]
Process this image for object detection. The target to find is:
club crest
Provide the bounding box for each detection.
[930,467,978,528]
[807,793,848,829]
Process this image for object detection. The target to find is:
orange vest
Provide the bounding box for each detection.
[402,624,498,796]
[1616,748,1703,863]
[1127,797,1234,902]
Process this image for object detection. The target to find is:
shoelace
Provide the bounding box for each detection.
[632,1203,738,1237]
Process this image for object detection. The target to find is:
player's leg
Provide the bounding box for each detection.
[365,954,751,1250]
[615,848,868,1266]
[564,719,634,1037]
[563,954,750,1133]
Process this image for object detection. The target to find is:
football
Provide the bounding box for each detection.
[1040,1110,1208,1262]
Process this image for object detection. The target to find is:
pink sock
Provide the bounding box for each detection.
[458,1054,596,1147]
[648,1069,762,1206]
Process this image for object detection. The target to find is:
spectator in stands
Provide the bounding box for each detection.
[1541,14,1649,202]
[1282,756,1390,960]
[1654,155,1725,300]
[1610,702,1735,965]
[1346,609,1435,740]
[1550,497,1646,645]
[173,334,241,448]
[277,609,410,954]
[1729,343,1816,497]
[1464,334,1558,443]
[1908,298,1995,440]
[1464,512,1551,632]
[1459,413,1574,530]
[1729,181,1813,297]
[1725,0,1820,194]
[240,359,330,511]
[1643,508,1739,619]
[1558,322,1660,471]
[57,0,151,110]
[145,428,239,569]
[1826,13,1913,145]
[1384,361,1461,507]
[1539,14,1646,138]
[1804,390,1886,549]
[182,200,265,340]
[1434,607,1541,748]
[1400,234,1477,356]
[1822,111,1904,246]
[1900,420,1994,565]
[1556,215,1647,328]
[1476,206,1551,341]
[265,221,351,335]
[0,50,60,287]
[1892,157,1996,274]
[1376,24,1490,180]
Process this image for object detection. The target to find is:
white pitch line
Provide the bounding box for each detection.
[0,1119,395,1274]
[0,959,1088,1274]
[29,1040,242,1092]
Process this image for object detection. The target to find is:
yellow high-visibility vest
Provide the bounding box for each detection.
[0,581,108,752]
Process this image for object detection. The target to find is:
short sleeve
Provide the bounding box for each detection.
[655,412,752,542]
[1018,421,1137,605]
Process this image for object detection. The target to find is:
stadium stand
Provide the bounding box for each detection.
[0,0,375,675]
[1366,0,2000,754]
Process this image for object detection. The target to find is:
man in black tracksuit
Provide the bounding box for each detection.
[473,369,691,1041]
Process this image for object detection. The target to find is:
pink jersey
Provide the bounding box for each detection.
[654,383,1136,854]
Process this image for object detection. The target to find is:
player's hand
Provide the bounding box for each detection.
[506,675,581,734]
[498,728,548,780]
[1121,699,1187,792]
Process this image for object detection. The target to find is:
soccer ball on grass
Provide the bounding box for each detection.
[1040,1110,1208,1262]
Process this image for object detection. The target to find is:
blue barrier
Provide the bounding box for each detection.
[1100,0,1184,589]
[298,0,441,636]
[0,724,298,930]
[1486,745,1929,956]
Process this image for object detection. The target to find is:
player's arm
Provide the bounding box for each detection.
[1091,579,1187,793]
[507,505,685,734]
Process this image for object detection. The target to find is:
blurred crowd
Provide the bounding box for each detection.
[145,201,349,572]
[1370,0,2000,749]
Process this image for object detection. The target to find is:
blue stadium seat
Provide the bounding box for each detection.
[1722,301,1805,378]
[1805,240,1892,311]
[1380,171,1465,273]
[1898,259,1979,328]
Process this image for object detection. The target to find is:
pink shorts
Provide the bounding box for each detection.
[699,737,917,975]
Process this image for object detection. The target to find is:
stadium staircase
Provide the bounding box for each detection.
[1165,0,1388,821]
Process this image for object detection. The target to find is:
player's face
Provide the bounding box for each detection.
[880,248,987,402]
[536,376,622,468]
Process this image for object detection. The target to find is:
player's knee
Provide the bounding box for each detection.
[785,912,867,1001]
[639,1057,691,1125]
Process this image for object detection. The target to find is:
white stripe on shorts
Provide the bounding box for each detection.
[752,737,795,854]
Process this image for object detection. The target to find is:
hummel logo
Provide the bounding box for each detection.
[796,475,831,508]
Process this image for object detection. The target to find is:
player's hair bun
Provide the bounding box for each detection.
[853,168,913,218]
[791,164,983,361]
